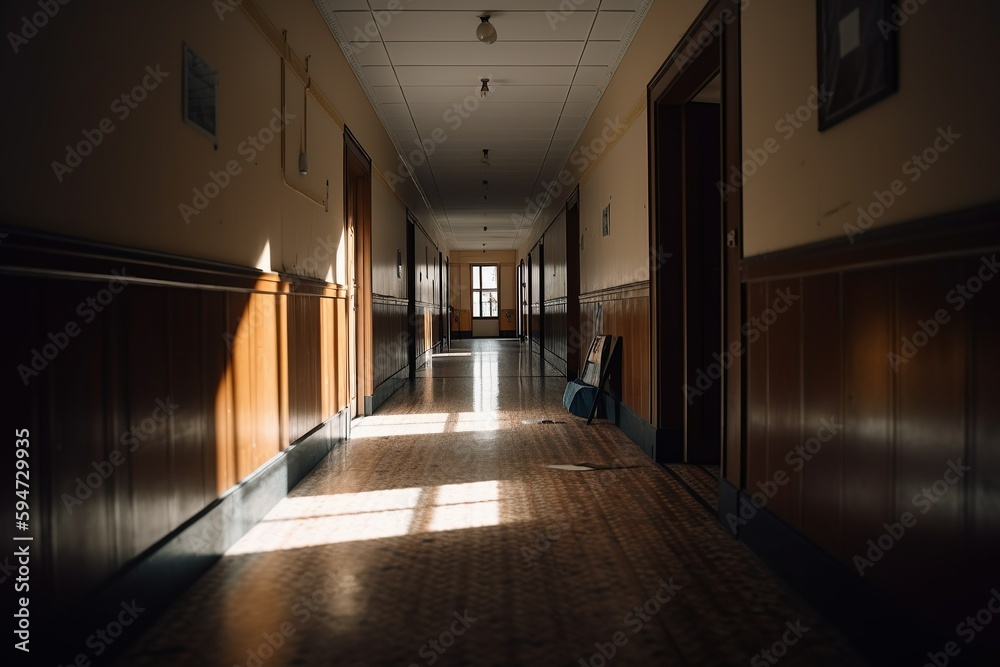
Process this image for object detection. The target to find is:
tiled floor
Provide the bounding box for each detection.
[114,339,867,666]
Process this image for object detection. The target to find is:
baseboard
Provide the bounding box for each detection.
[606,401,684,465]
[45,408,348,666]
[451,330,472,339]
[729,489,963,666]
[499,329,516,338]
[371,365,409,414]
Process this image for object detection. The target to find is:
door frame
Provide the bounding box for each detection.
[648,0,744,483]
[345,128,372,417]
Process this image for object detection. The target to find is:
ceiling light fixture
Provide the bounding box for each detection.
[477,15,497,45]
[480,78,490,98]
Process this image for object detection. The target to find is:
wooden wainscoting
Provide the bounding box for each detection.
[372,294,409,388]
[543,296,568,373]
[741,207,1000,634]
[579,281,651,423]
[2,228,350,629]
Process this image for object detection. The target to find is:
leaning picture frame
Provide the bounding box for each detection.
[183,43,218,144]
[816,0,898,131]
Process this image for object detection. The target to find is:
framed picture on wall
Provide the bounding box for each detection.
[183,44,219,144]
[816,0,898,131]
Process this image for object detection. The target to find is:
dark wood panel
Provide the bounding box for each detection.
[745,246,1000,639]
[840,270,894,574]
[741,203,1000,283]
[971,252,1000,581]
[2,230,351,625]
[579,284,650,422]
[764,279,802,526]
[890,261,967,614]
[745,281,769,505]
[800,273,843,557]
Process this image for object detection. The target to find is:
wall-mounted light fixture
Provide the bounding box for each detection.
[480,78,490,98]
[477,15,497,44]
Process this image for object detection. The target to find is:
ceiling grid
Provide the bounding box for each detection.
[315,0,653,249]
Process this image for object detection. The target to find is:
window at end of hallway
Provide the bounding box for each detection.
[472,264,498,319]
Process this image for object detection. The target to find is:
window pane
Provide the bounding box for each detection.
[473,294,481,318]
[487,291,498,317]
[472,267,480,289]
[483,266,498,289]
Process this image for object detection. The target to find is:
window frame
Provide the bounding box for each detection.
[471,264,499,320]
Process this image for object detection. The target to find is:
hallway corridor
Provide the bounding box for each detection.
[113,340,865,667]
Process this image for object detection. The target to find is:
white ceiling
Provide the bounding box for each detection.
[315,0,653,250]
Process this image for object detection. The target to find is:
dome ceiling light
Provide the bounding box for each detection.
[477,14,497,44]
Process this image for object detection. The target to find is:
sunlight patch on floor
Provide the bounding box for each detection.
[224,480,515,555]
[350,412,502,438]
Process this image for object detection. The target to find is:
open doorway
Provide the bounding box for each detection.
[649,0,743,486]
[345,130,372,418]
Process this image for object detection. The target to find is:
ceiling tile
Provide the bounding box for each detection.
[385,42,585,67]
[394,65,577,87]
[378,11,596,42]
[574,66,609,86]
[369,0,600,8]
[567,85,600,103]
[363,66,399,86]
[381,103,411,117]
[580,41,619,66]
[354,42,391,66]
[316,0,653,249]
[373,86,406,103]
[591,11,634,41]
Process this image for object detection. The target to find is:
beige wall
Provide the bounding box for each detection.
[449,250,517,331]
[580,119,650,294]
[517,0,706,290]
[742,0,1000,256]
[1,0,446,282]
[372,178,407,299]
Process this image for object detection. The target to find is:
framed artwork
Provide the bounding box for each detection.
[602,203,611,237]
[183,44,219,143]
[816,0,898,131]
